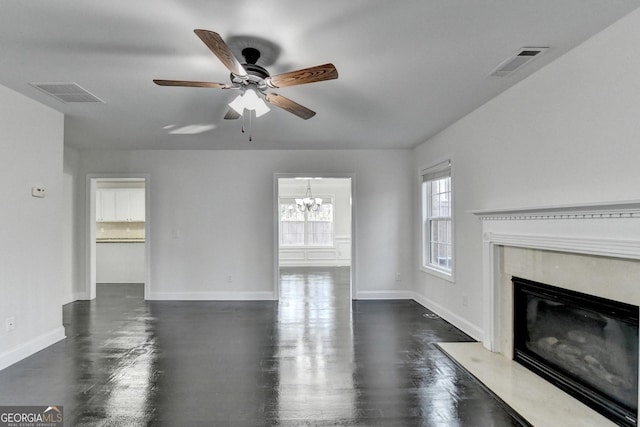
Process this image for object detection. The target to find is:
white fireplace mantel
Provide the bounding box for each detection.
[471,199,640,221]
[472,200,640,353]
[482,233,640,261]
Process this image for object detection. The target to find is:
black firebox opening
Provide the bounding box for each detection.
[513,276,639,427]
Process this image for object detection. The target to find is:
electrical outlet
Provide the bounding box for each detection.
[462,295,469,307]
[5,317,15,332]
[395,272,401,282]
[31,187,46,198]
[226,274,233,283]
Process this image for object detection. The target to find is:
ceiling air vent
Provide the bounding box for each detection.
[30,82,104,103]
[490,47,548,77]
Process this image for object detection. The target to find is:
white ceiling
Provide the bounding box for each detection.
[1,1,638,151]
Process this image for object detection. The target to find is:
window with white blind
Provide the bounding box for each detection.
[280,198,334,246]
[421,160,453,279]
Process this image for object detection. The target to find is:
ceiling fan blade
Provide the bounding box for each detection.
[266,63,338,88]
[224,108,241,120]
[264,93,316,120]
[194,29,247,78]
[153,79,232,89]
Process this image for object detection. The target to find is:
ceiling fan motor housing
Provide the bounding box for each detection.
[230,47,270,88]
[243,64,270,79]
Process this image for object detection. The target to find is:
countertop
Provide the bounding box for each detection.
[96,238,145,243]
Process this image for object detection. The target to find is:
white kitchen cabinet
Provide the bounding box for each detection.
[114,190,130,221]
[96,189,117,221]
[128,189,145,221]
[97,188,145,222]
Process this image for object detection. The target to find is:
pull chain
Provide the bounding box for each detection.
[239,110,254,142]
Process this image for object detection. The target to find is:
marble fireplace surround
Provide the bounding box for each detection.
[472,200,640,414]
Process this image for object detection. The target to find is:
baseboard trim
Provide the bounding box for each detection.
[147,291,276,301]
[412,292,483,341]
[61,293,75,305]
[0,326,66,372]
[355,290,414,300]
[73,292,89,301]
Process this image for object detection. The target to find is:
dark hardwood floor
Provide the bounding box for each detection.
[0,267,524,426]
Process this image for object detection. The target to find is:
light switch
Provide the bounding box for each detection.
[32,187,46,198]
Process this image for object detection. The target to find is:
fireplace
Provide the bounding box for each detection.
[513,276,639,426]
[471,200,640,425]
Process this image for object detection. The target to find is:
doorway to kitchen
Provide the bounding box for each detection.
[274,175,354,301]
[86,174,150,300]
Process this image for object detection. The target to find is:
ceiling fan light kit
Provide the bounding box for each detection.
[228,88,270,117]
[154,29,338,140]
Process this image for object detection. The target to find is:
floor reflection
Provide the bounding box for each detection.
[0,271,527,426]
[66,284,159,426]
[276,267,356,423]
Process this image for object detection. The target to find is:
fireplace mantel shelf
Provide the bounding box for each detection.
[470,199,640,221]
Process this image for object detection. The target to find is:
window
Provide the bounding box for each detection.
[280,202,305,246]
[280,199,333,246]
[421,160,453,277]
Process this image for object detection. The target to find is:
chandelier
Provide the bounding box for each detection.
[296,180,322,212]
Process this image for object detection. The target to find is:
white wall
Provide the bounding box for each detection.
[0,84,66,370]
[278,178,351,267]
[76,150,413,300]
[412,9,640,339]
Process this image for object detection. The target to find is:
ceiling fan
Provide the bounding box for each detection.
[154,29,338,121]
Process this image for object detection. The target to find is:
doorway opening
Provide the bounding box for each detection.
[274,175,354,301]
[86,175,150,300]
